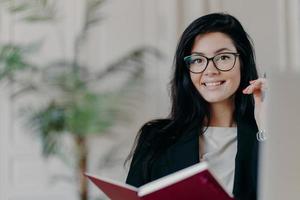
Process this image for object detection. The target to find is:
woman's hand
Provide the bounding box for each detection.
[242,77,267,131]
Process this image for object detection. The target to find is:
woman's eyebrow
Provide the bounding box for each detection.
[214,47,234,53]
[191,47,235,55]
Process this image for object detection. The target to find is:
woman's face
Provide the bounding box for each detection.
[189,32,241,104]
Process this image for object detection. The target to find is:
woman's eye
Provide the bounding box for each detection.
[220,55,230,60]
[192,58,204,64]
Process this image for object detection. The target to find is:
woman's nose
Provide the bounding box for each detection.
[203,60,220,76]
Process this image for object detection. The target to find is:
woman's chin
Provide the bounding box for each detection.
[202,95,232,104]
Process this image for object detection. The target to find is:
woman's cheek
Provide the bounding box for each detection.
[190,73,202,88]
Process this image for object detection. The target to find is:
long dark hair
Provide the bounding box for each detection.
[125,13,258,179]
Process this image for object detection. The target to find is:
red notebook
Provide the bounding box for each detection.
[85,162,235,200]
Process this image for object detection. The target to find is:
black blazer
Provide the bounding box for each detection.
[126,117,259,200]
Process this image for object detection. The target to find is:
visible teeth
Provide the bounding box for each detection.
[204,81,222,86]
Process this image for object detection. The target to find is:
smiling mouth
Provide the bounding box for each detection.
[202,81,226,87]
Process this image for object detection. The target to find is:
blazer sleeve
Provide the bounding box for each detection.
[125,147,148,187]
[125,124,154,187]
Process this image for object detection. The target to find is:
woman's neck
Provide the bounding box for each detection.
[208,98,236,127]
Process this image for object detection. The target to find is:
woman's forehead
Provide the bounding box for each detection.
[191,32,237,55]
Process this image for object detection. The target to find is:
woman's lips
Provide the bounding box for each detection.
[202,80,226,87]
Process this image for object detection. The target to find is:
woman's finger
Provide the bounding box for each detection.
[243,78,267,94]
[249,78,266,87]
[245,83,263,93]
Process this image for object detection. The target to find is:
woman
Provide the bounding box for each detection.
[125,13,266,200]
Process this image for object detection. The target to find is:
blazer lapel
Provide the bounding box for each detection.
[233,117,259,199]
[165,128,200,174]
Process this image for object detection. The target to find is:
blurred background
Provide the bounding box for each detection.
[0,0,299,200]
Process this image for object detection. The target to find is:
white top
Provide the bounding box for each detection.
[201,126,237,195]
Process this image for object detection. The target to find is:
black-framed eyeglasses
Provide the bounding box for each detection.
[184,52,240,73]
